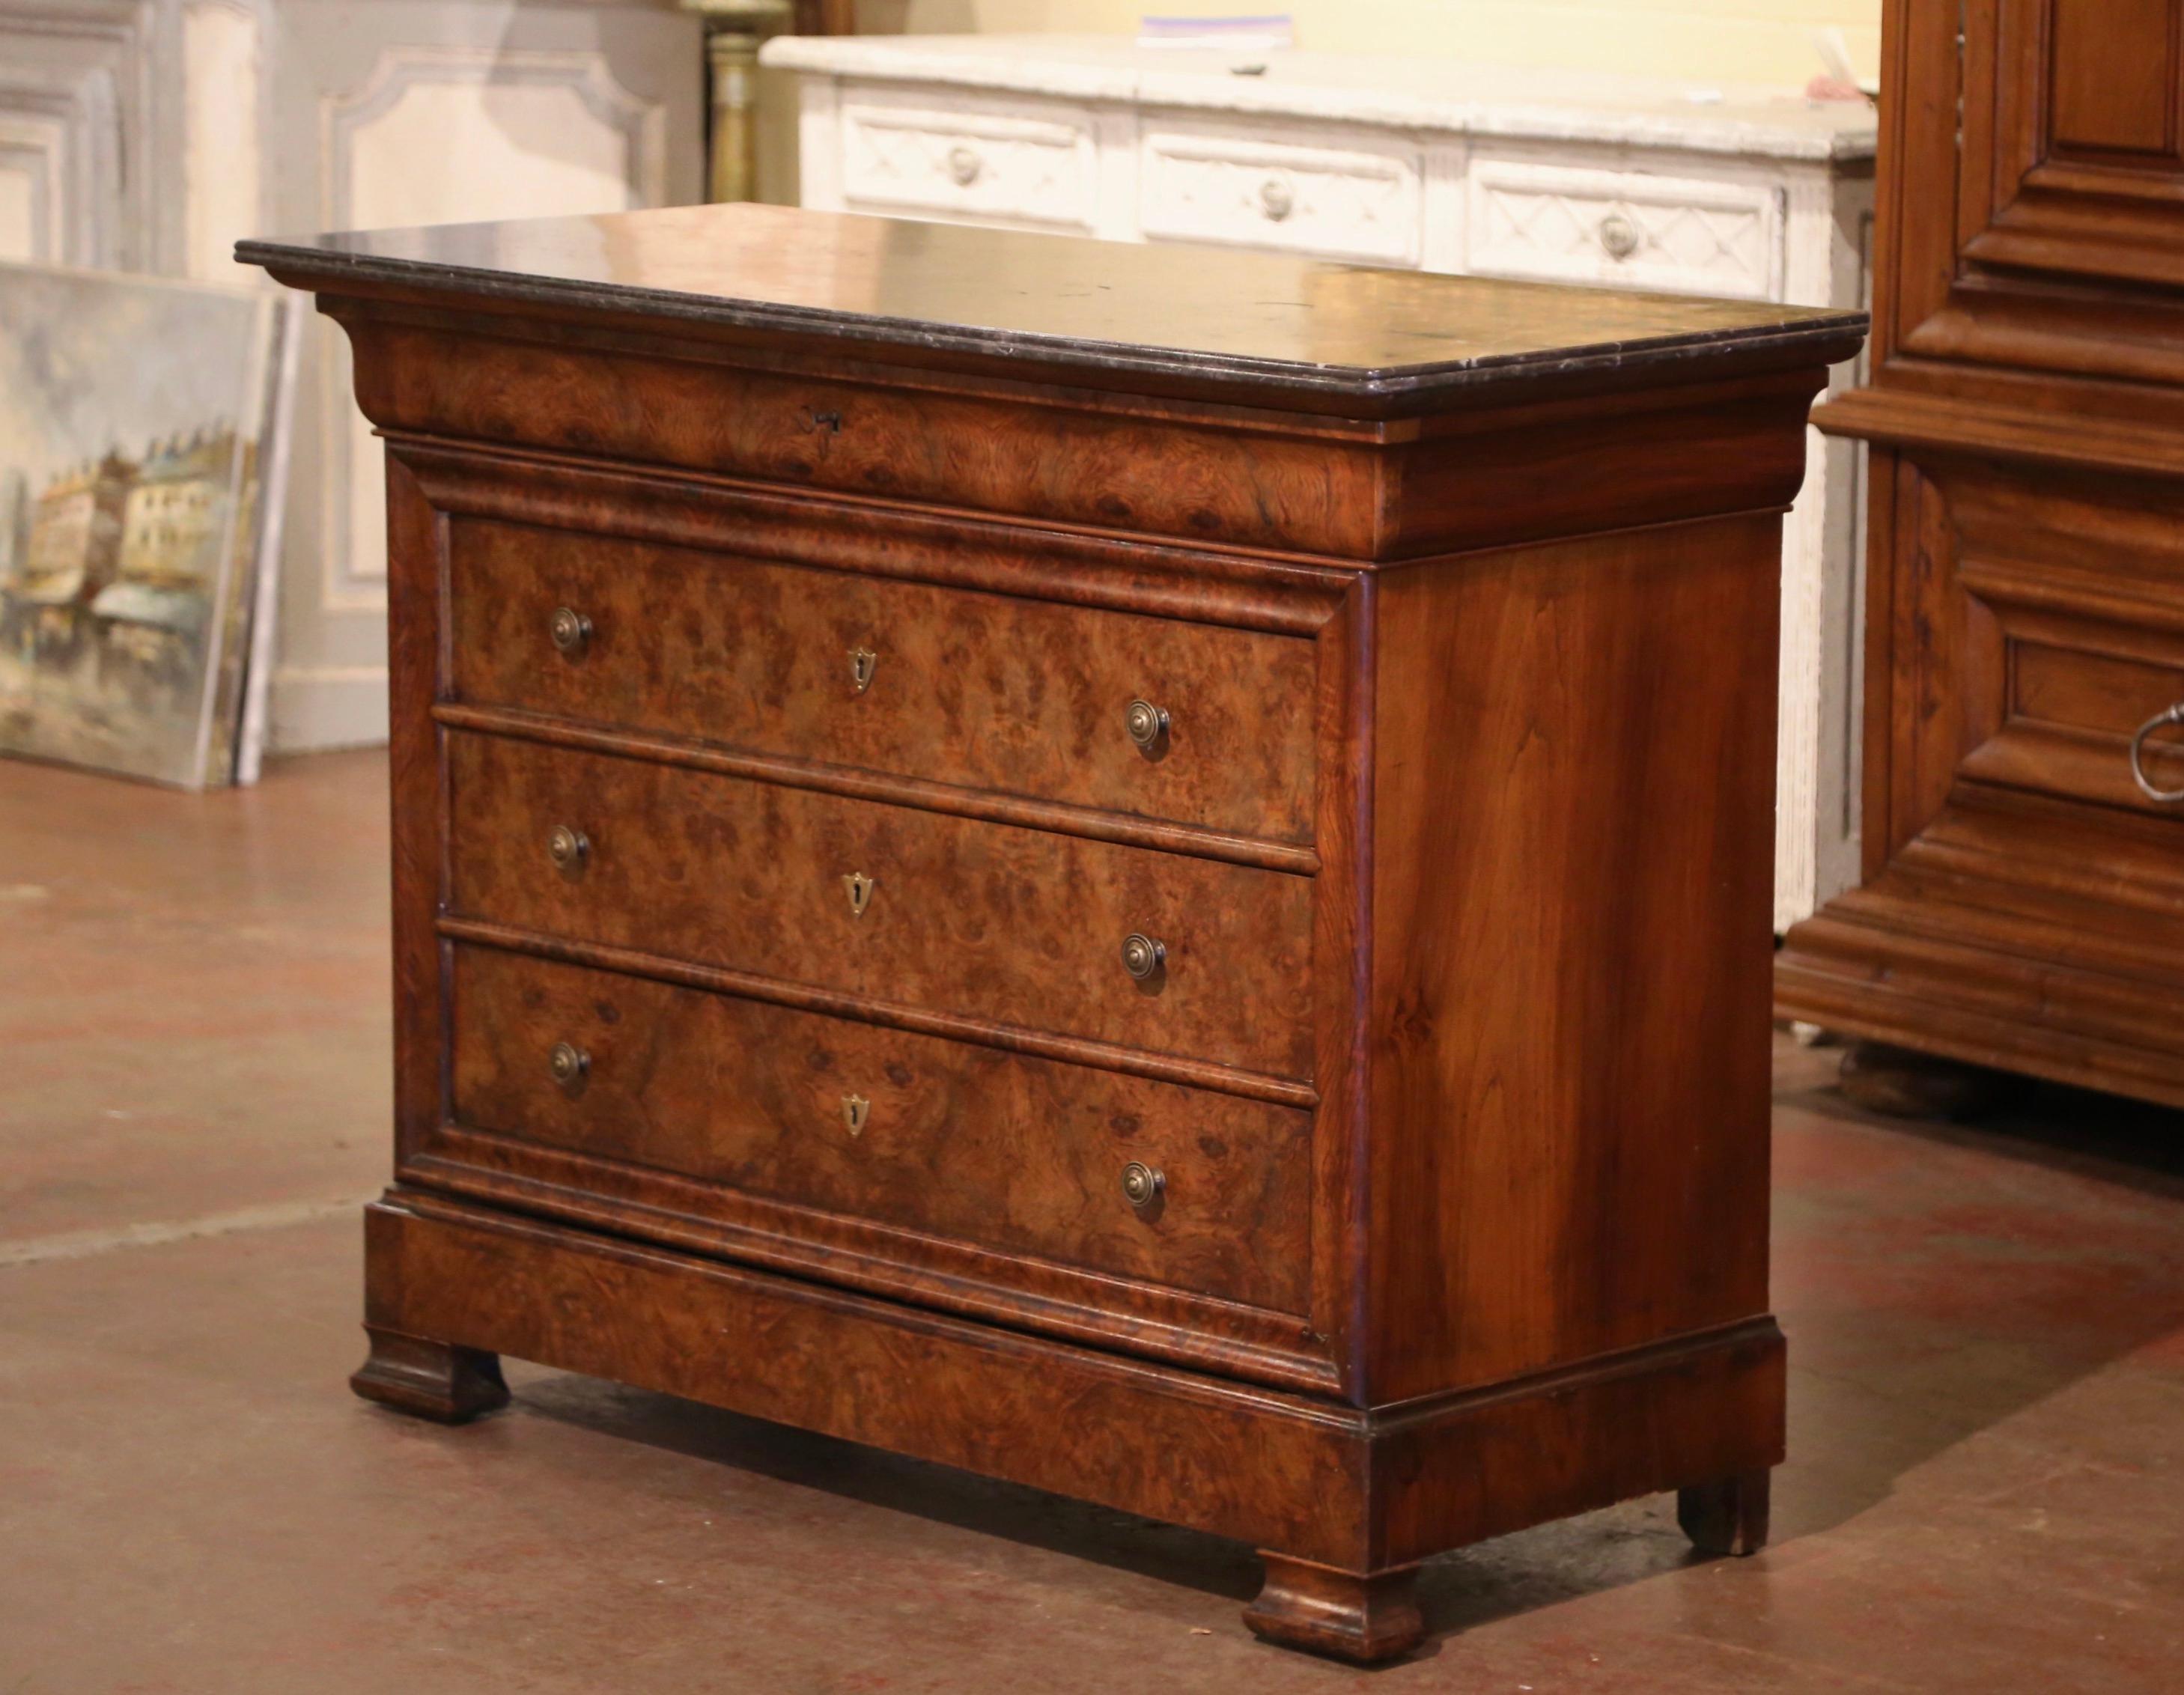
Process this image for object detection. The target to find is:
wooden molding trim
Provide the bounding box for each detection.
[1815,384,2184,478]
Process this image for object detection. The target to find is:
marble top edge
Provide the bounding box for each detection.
[758,34,1878,162]
[237,205,1866,410]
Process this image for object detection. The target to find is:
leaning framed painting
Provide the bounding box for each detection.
[0,264,299,788]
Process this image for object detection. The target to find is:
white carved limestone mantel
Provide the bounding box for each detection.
[764,34,1876,931]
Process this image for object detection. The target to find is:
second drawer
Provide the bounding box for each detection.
[446,731,1317,1080]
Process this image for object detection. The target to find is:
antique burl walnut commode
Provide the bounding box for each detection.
[243,204,1863,1662]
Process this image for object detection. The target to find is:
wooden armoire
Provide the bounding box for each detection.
[1777,0,2184,1107]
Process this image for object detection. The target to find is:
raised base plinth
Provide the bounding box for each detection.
[356,1188,1785,1660]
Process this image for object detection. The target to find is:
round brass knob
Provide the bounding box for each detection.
[1125,699,1169,751]
[550,606,592,655]
[548,1041,589,1089]
[1122,1161,1164,1210]
[1599,213,1641,261]
[547,824,589,871]
[1121,933,1166,982]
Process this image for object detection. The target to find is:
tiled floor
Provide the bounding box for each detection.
[4,751,2184,1692]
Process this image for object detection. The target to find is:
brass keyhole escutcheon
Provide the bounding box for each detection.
[843,871,876,917]
[550,606,592,656]
[1122,1161,1165,1213]
[1121,932,1166,982]
[849,647,878,694]
[842,1093,870,1136]
[549,1041,590,1091]
[1125,699,1169,755]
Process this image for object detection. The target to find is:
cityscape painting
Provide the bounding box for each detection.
[0,264,296,788]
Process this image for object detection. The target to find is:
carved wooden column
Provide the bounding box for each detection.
[684,0,791,204]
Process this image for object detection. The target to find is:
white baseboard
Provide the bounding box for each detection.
[270,664,389,752]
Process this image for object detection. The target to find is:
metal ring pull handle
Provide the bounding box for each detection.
[2129,702,2184,803]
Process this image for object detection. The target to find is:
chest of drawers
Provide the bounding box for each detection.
[244,203,1862,1662]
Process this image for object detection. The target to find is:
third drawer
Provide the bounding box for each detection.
[445,943,1314,1316]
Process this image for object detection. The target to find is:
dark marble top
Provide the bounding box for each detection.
[240,202,1866,409]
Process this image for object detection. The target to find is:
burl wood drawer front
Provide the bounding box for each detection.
[445,732,1315,1080]
[447,517,1317,845]
[447,946,1312,1315]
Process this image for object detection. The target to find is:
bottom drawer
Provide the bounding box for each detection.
[444,945,1313,1317]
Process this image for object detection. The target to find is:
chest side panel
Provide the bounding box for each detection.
[1366,517,1781,1403]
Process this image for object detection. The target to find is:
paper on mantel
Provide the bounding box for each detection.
[1813,25,1882,99]
[1138,13,1295,52]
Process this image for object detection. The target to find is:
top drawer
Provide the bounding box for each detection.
[838,85,1100,232]
[447,518,1318,846]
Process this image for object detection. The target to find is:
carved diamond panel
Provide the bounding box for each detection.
[1467,156,1783,301]
[1139,123,1423,267]
[839,91,1098,230]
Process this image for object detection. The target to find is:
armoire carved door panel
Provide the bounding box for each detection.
[1891,0,2184,383]
[1875,457,2184,866]
[1972,0,2184,282]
